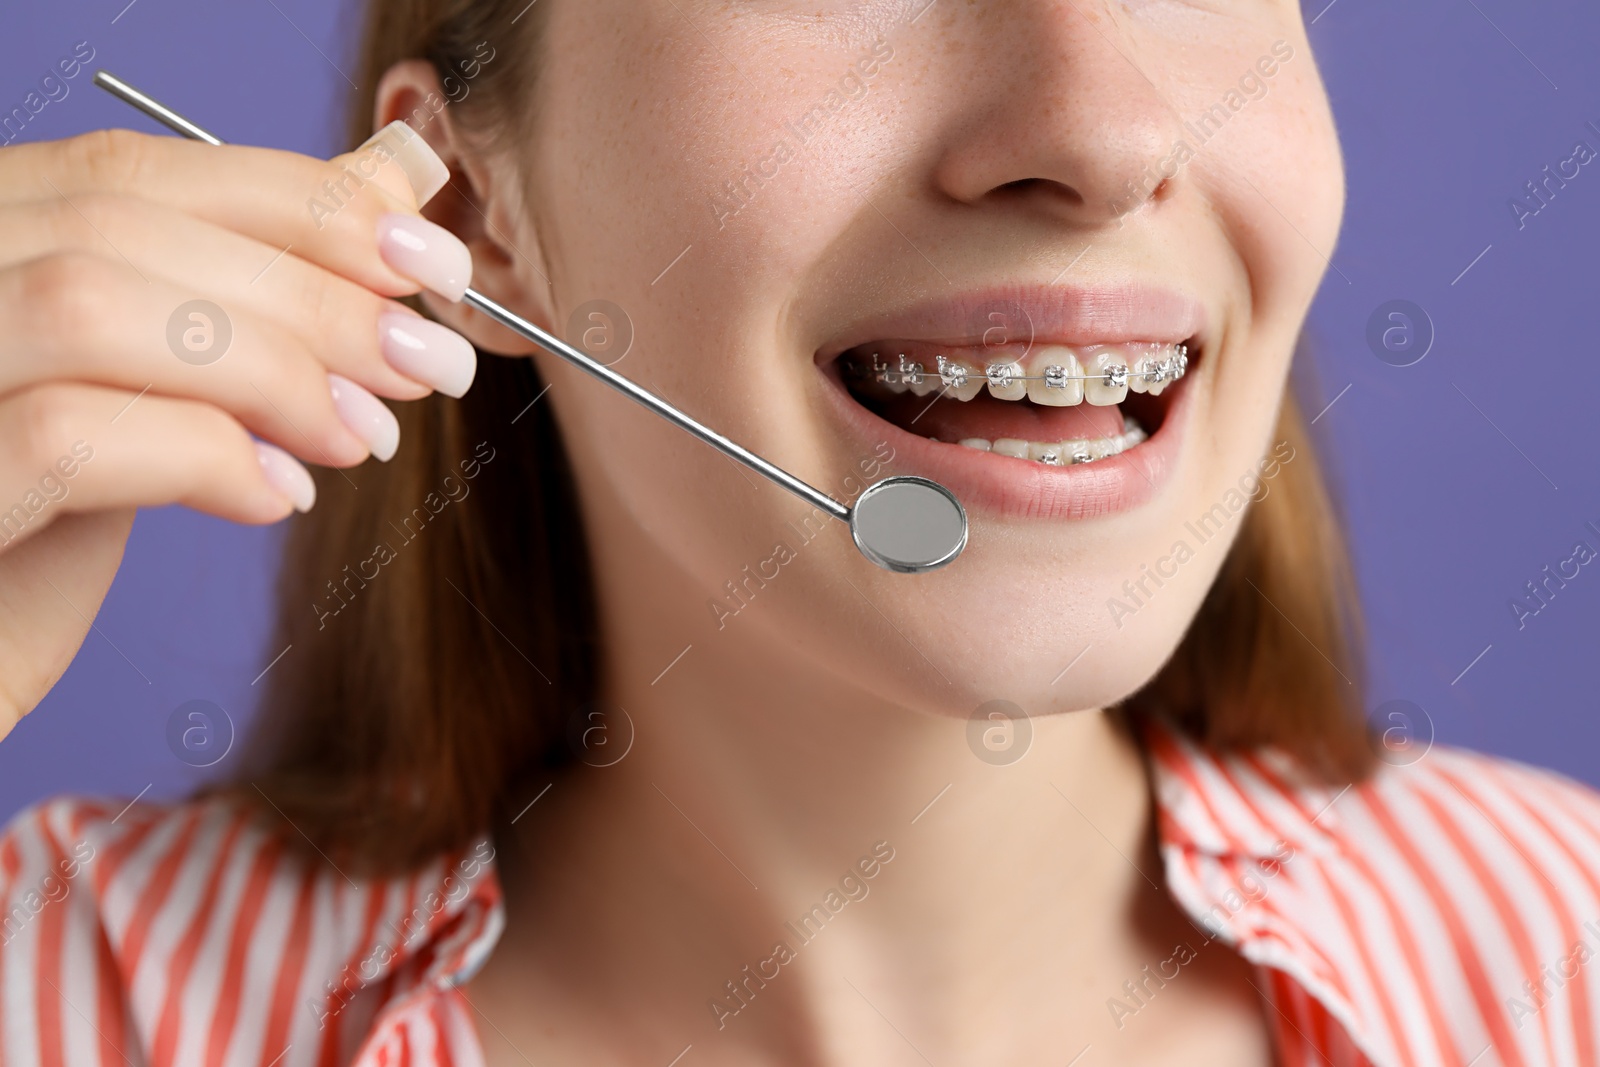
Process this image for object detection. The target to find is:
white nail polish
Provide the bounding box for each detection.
[328,374,400,462]
[379,312,477,397]
[255,441,316,512]
[377,213,473,303]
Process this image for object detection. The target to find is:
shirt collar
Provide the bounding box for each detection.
[1139,713,1345,862]
[1135,716,1401,1066]
[355,836,506,1002]
[349,721,1343,981]
[352,735,1378,1065]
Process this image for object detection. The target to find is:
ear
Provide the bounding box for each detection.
[372,60,554,356]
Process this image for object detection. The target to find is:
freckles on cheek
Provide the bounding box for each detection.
[578,25,905,273]
[1206,86,1343,333]
[533,16,751,275]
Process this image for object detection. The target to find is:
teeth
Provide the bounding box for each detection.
[949,419,1148,467]
[1028,441,1066,465]
[991,437,1030,458]
[873,354,941,396]
[1128,344,1172,397]
[849,342,1187,404]
[937,357,985,401]
[868,353,912,394]
[896,355,939,397]
[1126,345,1154,394]
[1083,349,1129,407]
[985,361,1027,401]
[1026,346,1085,407]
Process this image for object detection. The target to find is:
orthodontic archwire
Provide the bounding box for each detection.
[848,344,1191,389]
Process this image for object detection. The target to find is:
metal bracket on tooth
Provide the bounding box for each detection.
[853,343,1191,389]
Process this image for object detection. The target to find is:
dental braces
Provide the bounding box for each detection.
[850,344,1190,390]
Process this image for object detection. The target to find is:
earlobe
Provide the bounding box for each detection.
[372,59,555,357]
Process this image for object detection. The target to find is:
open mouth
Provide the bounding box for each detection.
[832,339,1193,467]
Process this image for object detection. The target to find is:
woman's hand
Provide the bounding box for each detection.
[0,122,477,738]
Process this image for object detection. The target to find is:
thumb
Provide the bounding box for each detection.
[327,119,452,218]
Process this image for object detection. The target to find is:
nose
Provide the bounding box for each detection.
[929,3,1185,228]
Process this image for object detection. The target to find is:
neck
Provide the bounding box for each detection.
[487,517,1167,1061]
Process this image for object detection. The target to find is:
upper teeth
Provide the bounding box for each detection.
[856,342,1189,405]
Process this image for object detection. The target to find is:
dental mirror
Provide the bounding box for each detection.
[849,476,967,573]
[93,71,969,574]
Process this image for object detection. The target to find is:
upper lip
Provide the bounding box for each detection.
[815,282,1207,363]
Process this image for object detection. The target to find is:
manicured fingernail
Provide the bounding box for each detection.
[377,213,472,302]
[328,374,400,462]
[256,441,316,512]
[359,120,451,205]
[379,312,477,398]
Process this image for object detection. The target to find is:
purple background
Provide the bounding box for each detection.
[3,0,1597,820]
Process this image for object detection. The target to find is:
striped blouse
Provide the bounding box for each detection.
[3,718,1598,1066]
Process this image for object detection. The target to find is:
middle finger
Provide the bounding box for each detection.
[0,193,477,400]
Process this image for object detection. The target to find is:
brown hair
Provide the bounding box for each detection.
[220,0,1373,875]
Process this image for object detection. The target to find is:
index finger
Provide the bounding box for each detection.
[0,121,453,299]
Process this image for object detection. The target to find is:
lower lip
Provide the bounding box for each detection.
[819,369,1191,522]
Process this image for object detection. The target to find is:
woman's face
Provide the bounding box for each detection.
[497,0,1343,715]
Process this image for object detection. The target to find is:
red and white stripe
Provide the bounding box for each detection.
[1147,722,1600,1066]
[0,795,499,1067]
[3,721,1599,1065]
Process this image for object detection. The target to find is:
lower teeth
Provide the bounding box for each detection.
[934,418,1147,466]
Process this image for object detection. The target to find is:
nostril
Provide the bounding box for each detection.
[986,176,1088,211]
[997,177,1042,193]
[1042,176,1086,202]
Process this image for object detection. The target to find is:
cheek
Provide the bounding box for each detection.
[529,11,907,565]
[537,13,855,276]
[1179,36,1344,521]
[1204,44,1345,336]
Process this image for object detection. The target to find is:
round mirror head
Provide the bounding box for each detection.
[849,476,968,574]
